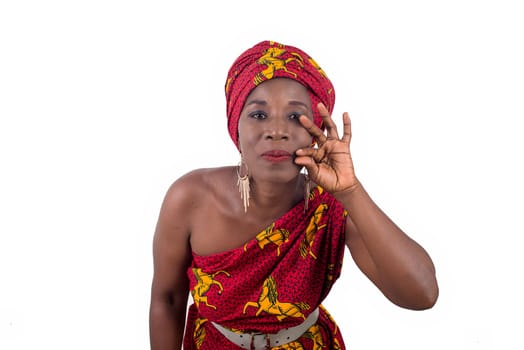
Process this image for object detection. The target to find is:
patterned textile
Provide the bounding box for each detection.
[183,186,348,349]
[225,40,336,150]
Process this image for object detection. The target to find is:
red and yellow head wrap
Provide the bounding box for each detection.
[225,40,336,150]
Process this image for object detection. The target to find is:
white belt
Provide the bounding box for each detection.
[211,307,319,350]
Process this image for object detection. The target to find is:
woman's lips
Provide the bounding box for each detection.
[261,150,292,162]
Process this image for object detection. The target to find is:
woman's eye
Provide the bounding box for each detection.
[289,113,301,121]
[249,112,267,120]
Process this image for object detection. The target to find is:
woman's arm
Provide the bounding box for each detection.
[337,184,438,310]
[295,103,438,310]
[149,177,194,350]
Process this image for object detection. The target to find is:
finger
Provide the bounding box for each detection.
[341,112,352,144]
[296,147,327,163]
[294,155,321,176]
[298,114,327,145]
[318,103,339,140]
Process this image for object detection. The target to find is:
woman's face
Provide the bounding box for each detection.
[238,78,314,183]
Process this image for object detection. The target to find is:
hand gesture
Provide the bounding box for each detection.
[295,103,360,195]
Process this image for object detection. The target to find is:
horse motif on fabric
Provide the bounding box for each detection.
[253,45,304,85]
[302,325,326,349]
[243,276,310,321]
[191,268,230,310]
[246,222,290,256]
[192,317,207,349]
[273,341,306,349]
[300,204,328,259]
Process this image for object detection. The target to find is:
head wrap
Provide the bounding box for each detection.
[225,40,336,150]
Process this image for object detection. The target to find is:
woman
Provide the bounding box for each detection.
[149,40,438,350]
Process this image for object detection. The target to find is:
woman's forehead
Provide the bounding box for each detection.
[246,78,311,103]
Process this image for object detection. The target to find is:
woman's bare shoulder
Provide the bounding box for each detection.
[163,166,235,204]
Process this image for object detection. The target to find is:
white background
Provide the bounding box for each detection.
[1,1,523,349]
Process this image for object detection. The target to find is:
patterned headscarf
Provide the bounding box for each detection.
[225,40,336,150]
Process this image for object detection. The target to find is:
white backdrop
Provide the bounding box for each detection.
[1,1,523,349]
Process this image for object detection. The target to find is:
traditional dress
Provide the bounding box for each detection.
[183,186,348,349]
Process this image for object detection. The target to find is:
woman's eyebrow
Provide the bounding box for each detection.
[245,99,267,107]
[244,99,308,108]
[288,100,309,108]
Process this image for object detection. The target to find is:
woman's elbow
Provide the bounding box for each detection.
[407,276,439,310]
[389,271,439,310]
[413,284,439,310]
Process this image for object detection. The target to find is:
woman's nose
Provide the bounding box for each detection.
[264,117,289,140]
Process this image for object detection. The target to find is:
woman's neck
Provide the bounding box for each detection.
[247,175,305,220]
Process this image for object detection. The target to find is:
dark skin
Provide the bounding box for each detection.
[149,78,438,350]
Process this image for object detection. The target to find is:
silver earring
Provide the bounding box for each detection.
[237,159,250,213]
[303,167,311,212]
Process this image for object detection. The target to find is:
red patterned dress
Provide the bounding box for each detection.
[183,186,348,349]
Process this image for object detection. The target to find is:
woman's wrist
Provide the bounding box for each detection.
[332,179,364,205]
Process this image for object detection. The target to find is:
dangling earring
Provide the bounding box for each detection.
[303,167,311,213]
[237,158,250,213]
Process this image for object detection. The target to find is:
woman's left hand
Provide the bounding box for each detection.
[295,103,360,195]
